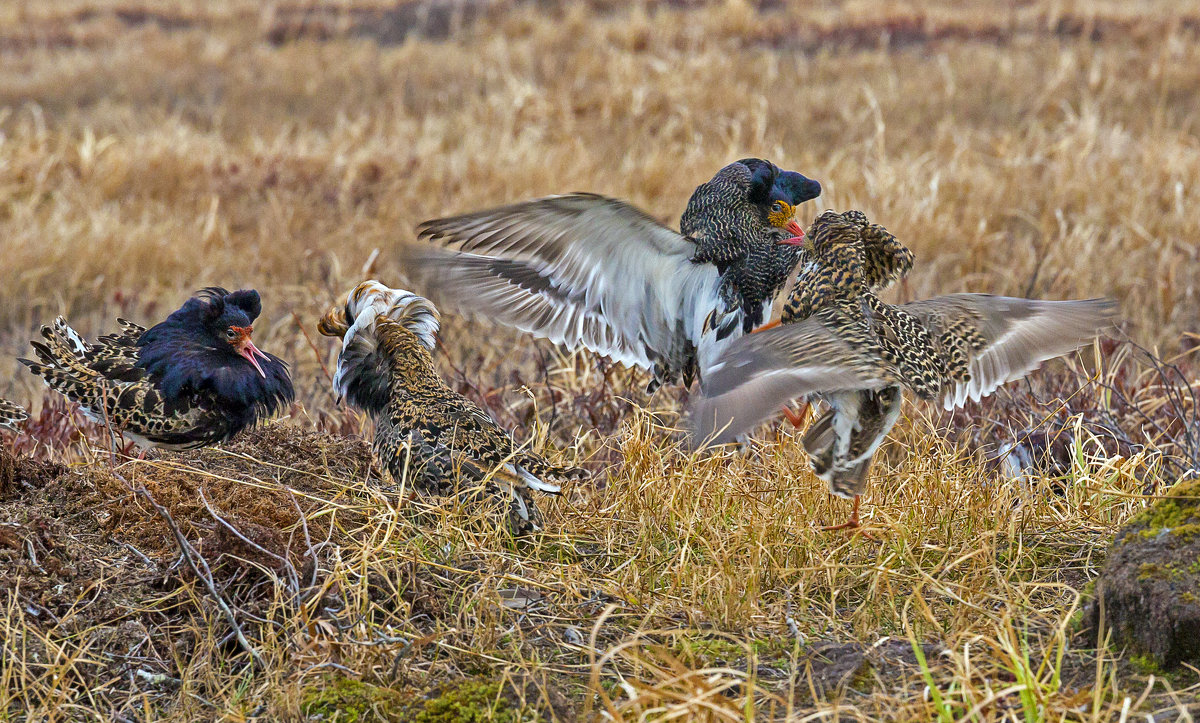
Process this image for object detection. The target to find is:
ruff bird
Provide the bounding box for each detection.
[690,210,1116,532]
[0,399,29,433]
[398,159,822,392]
[21,288,294,450]
[318,281,588,533]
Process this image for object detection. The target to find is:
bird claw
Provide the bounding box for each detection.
[819,496,879,541]
[819,518,878,541]
[781,402,809,428]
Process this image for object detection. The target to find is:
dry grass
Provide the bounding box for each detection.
[1,1,1199,720]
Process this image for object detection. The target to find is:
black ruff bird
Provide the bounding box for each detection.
[398,159,822,392]
[0,399,29,433]
[690,211,1117,531]
[317,281,588,533]
[21,288,294,450]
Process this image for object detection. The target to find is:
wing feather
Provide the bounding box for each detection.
[898,294,1117,409]
[688,294,1116,446]
[689,318,887,446]
[401,194,723,372]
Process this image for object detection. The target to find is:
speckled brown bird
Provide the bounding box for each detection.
[20,288,294,450]
[397,159,821,392]
[318,281,588,533]
[0,399,29,433]
[690,210,1117,532]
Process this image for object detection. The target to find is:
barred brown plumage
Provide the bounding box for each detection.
[319,281,588,534]
[19,289,294,451]
[398,159,821,393]
[0,398,29,433]
[690,210,1117,533]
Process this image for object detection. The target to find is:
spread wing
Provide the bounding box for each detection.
[900,294,1118,409]
[399,194,723,372]
[688,294,1117,447]
[688,313,889,446]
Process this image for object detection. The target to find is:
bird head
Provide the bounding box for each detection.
[769,170,822,238]
[133,288,293,409]
[779,210,858,257]
[193,290,271,378]
[735,159,822,237]
[318,280,440,351]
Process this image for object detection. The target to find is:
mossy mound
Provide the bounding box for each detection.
[301,676,552,722]
[1082,476,1200,668]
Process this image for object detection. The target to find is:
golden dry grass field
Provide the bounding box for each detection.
[1,1,1199,720]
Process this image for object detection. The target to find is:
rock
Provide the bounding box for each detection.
[1082,476,1200,669]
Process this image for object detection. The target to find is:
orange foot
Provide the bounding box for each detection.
[781,401,810,428]
[752,318,781,333]
[820,496,878,541]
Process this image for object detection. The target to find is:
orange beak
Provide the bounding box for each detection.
[230,326,267,378]
[778,220,806,245]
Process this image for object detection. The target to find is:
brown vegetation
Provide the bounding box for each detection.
[1,0,1198,720]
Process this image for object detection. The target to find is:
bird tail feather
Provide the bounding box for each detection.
[828,457,873,499]
[0,399,29,433]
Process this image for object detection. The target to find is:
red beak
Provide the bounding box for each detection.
[778,220,806,245]
[231,326,268,378]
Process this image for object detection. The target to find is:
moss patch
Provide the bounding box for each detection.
[415,680,533,723]
[301,678,411,722]
[1122,477,1200,544]
[301,677,544,722]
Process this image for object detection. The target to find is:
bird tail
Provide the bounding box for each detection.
[21,318,102,394]
[512,453,590,493]
[18,318,124,424]
[828,457,873,499]
[0,399,29,433]
[800,409,835,458]
[801,408,871,498]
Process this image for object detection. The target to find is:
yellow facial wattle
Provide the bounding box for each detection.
[767,201,796,229]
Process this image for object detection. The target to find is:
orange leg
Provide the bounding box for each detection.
[781,400,810,428]
[820,496,876,540]
[752,318,782,333]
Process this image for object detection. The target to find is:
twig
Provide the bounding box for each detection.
[135,484,264,668]
[199,486,300,595]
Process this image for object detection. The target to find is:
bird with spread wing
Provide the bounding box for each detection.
[318,281,588,533]
[690,210,1117,532]
[398,159,822,392]
[21,288,294,450]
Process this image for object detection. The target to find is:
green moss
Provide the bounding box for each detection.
[301,677,536,722]
[1136,562,1186,582]
[301,677,410,722]
[1123,478,1200,545]
[414,680,530,723]
[1127,653,1162,675]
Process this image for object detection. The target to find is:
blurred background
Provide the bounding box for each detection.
[1,0,1197,417]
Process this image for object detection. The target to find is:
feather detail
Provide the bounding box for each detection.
[0,399,29,433]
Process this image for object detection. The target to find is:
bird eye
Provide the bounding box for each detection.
[772,201,784,213]
[225,329,237,340]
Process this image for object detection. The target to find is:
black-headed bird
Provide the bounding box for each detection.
[21,288,294,450]
[398,159,822,392]
[690,211,1116,532]
[317,281,587,533]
